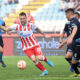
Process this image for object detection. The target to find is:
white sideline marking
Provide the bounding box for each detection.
[7,77,80,80]
[33,77,80,80]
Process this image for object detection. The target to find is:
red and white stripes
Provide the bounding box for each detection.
[16,23,38,50]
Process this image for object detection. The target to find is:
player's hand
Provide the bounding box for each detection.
[7,32,11,35]
[67,37,73,45]
[44,34,52,39]
[58,43,64,49]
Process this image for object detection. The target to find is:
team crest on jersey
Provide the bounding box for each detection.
[19,31,31,37]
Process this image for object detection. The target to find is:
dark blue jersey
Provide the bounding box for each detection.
[70,17,80,40]
[63,21,71,37]
[0,19,5,36]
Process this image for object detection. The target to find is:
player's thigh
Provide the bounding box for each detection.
[72,51,80,64]
[30,55,37,62]
[24,49,34,58]
[0,46,3,53]
[34,45,43,59]
[36,55,43,61]
[34,45,42,55]
[65,51,73,58]
[24,49,36,62]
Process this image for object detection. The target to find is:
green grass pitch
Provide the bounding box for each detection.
[0,56,80,80]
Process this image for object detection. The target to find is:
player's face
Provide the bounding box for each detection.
[19,15,27,25]
[66,12,70,21]
[74,14,79,19]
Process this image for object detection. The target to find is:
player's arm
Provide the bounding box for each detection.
[59,24,67,43]
[36,27,49,38]
[33,24,50,38]
[67,23,78,45]
[58,26,77,49]
[59,32,65,43]
[58,37,69,49]
[0,24,18,32]
[36,28,45,35]
[0,25,11,32]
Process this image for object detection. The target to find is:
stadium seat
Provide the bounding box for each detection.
[2,0,67,32]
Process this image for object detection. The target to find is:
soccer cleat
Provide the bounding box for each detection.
[78,63,80,68]
[71,73,78,77]
[47,59,54,67]
[2,63,6,67]
[0,61,6,67]
[77,74,80,77]
[70,66,74,72]
[40,70,48,76]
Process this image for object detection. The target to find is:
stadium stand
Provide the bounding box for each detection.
[1,0,76,33]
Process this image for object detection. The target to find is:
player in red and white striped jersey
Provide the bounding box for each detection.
[0,12,54,76]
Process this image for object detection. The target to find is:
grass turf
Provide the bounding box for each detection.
[0,56,80,80]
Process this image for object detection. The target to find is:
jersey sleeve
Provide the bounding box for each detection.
[71,19,78,28]
[9,24,19,31]
[2,21,5,26]
[30,23,37,32]
[0,20,5,26]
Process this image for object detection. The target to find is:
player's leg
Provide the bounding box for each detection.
[71,45,80,77]
[65,49,73,65]
[71,59,80,77]
[65,50,74,72]
[0,46,6,67]
[30,55,48,76]
[37,55,53,67]
[24,49,47,76]
[0,36,6,67]
[35,45,54,67]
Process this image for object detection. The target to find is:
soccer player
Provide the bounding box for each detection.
[59,11,80,72]
[74,11,80,22]
[0,19,6,67]
[58,8,80,77]
[59,21,74,72]
[0,12,53,76]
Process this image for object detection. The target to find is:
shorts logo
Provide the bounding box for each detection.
[37,47,41,54]
[74,53,77,58]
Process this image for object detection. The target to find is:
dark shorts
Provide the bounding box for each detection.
[72,42,80,61]
[66,41,75,53]
[0,36,4,48]
[66,45,73,53]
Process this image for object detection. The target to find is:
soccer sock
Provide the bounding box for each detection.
[76,62,79,67]
[72,63,80,74]
[35,62,46,71]
[65,58,72,65]
[42,55,47,62]
[76,62,80,67]
[0,53,3,62]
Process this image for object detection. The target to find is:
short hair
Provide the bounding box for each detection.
[74,11,80,16]
[65,8,74,14]
[19,12,26,17]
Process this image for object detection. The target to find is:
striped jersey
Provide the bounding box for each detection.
[10,23,39,50]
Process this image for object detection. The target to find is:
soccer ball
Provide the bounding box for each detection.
[17,60,27,69]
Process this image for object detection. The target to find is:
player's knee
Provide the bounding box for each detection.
[65,55,72,58]
[37,56,42,61]
[31,58,37,63]
[65,57,72,63]
[72,59,78,64]
[0,48,3,53]
[65,52,73,58]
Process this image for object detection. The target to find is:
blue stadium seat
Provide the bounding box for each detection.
[0,0,17,18]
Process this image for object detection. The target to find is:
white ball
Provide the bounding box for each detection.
[17,60,27,69]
